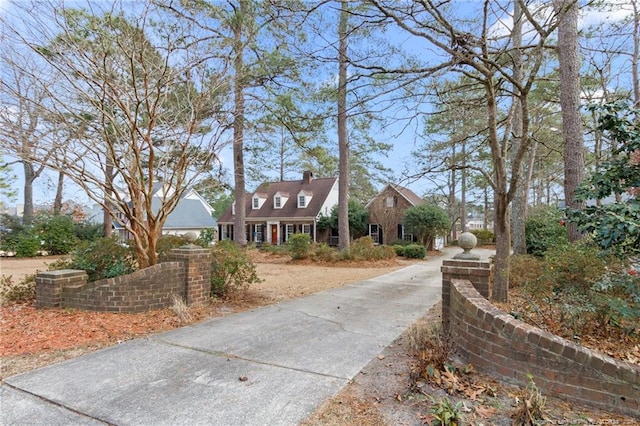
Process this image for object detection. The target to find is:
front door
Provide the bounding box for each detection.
[271,224,278,245]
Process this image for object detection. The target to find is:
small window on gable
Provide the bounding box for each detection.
[252,194,266,210]
[298,194,306,208]
[386,196,397,208]
[275,196,281,208]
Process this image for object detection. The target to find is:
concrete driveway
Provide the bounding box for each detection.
[1,246,493,425]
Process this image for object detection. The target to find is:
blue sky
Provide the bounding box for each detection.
[1,0,635,209]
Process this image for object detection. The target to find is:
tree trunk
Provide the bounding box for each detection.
[22,161,35,225]
[486,78,510,303]
[493,190,510,302]
[555,0,585,242]
[510,0,527,255]
[460,141,467,232]
[233,0,247,246]
[633,0,639,107]
[53,171,64,215]
[450,141,457,240]
[337,1,350,251]
[103,162,114,237]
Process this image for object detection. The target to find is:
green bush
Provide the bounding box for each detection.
[511,241,638,338]
[347,236,396,261]
[288,233,312,260]
[0,214,25,253]
[525,206,567,257]
[403,244,426,259]
[57,237,137,282]
[36,214,78,255]
[543,241,615,292]
[470,229,494,245]
[389,238,411,247]
[0,274,36,305]
[259,242,290,255]
[196,228,216,247]
[312,243,338,262]
[393,244,405,256]
[210,240,261,297]
[156,235,186,261]
[74,222,104,241]
[16,231,41,257]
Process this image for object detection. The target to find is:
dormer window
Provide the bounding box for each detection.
[297,190,312,208]
[273,191,288,209]
[252,193,267,210]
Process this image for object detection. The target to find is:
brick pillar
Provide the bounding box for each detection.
[170,246,212,306]
[441,259,493,330]
[36,269,88,308]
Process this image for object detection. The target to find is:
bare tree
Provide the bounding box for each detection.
[367,0,562,301]
[0,41,61,224]
[2,1,228,267]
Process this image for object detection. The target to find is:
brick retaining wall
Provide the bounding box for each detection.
[36,246,211,313]
[442,259,639,418]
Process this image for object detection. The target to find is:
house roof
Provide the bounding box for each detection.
[218,175,338,223]
[366,183,424,208]
[94,188,217,230]
[152,196,217,230]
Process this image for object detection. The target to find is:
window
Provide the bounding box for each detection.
[298,195,306,208]
[275,196,281,208]
[385,196,397,207]
[255,225,263,243]
[369,224,381,245]
[302,224,311,234]
[286,224,295,240]
[253,197,260,209]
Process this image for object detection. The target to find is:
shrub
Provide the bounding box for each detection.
[288,233,312,260]
[525,206,567,257]
[0,274,36,305]
[403,244,426,259]
[16,231,41,257]
[406,322,456,372]
[389,238,411,247]
[0,214,25,253]
[210,240,262,297]
[156,235,186,261]
[259,242,289,256]
[508,255,545,289]
[470,229,494,245]
[58,237,137,282]
[542,241,615,292]
[393,244,405,256]
[312,243,338,262]
[74,222,104,241]
[196,228,216,247]
[347,236,396,261]
[512,241,638,338]
[36,214,78,255]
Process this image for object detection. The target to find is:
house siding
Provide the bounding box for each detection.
[367,185,421,245]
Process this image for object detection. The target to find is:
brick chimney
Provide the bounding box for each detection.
[303,170,313,184]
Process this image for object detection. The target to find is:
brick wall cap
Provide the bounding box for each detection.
[37,269,87,278]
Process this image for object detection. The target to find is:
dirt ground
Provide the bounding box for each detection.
[1,253,639,425]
